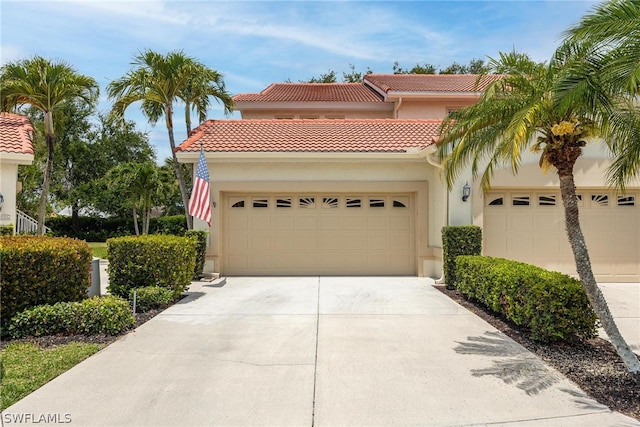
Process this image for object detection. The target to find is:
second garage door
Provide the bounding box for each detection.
[223,193,416,275]
[484,190,639,282]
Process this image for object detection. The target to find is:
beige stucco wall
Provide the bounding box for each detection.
[240,109,392,119]
[193,158,446,278]
[0,154,33,231]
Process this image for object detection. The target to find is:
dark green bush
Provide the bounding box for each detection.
[0,224,13,236]
[455,255,597,342]
[185,230,208,277]
[129,286,175,313]
[0,236,92,328]
[152,215,188,236]
[107,235,196,299]
[441,225,482,289]
[8,296,134,338]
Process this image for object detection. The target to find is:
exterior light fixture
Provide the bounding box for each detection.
[462,182,471,202]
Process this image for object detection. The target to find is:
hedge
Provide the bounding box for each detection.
[455,255,597,342]
[442,225,482,289]
[185,230,208,277]
[129,286,175,313]
[107,235,196,299]
[47,215,188,242]
[8,296,134,338]
[0,224,13,236]
[0,236,91,328]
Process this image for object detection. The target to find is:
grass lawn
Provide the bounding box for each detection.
[87,242,108,260]
[0,342,105,410]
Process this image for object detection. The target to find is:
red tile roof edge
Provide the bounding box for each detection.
[0,112,35,155]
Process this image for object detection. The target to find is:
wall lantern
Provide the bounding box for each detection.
[462,182,471,202]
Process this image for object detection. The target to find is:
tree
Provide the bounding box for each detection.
[393,61,437,74]
[306,69,338,83]
[437,50,640,373]
[558,0,640,189]
[0,56,99,234]
[108,49,229,229]
[342,64,373,83]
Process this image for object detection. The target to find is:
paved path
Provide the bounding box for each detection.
[5,277,639,426]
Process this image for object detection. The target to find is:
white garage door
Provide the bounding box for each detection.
[223,193,416,275]
[484,190,639,282]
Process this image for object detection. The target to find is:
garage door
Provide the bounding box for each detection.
[484,190,639,282]
[223,193,416,275]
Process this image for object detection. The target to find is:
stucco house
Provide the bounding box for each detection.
[0,112,35,233]
[176,74,639,282]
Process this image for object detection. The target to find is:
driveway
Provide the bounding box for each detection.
[6,277,639,426]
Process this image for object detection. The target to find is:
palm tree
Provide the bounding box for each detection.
[557,0,640,190]
[437,51,640,373]
[179,62,233,135]
[0,56,98,234]
[107,50,231,229]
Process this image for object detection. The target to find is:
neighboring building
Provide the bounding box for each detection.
[177,74,639,282]
[0,112,35,233]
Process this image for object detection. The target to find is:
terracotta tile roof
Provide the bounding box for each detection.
[233,83,384,103]
[0,112,35,155]
[177,119,441,153]
[364,74,504,93]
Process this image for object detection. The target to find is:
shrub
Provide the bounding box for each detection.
[107,235,196,299]
[151,215,188,236]
[8,296,134,338]
[0,236,92,328]
[441,225,482,289]
[185,230,208,277]
[455,255,597,342]
[129,286,175,312]
[0,224,13,236]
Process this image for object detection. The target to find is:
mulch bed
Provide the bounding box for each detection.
[435,285,640,421]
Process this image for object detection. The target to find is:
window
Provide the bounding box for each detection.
[274,115,294,119]
[369,198,385,208]
[512,196,530,206]
[276,198,292,208]
[617,195,636,206]
[393,196,409,208]
[538,195,557,206]
[252,198,268,208]
[229,198,245,208]
[346,198,361,208]
[322,197,338,208]
[299,197,315,209]
[325,115,345,120]
[591,194,609,206]
[488,197,504,206]
[300,115,319,119]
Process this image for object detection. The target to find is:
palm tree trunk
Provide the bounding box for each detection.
[185,102,192,135]
[558,168,640,373]
[132,205,140,236]
[165,106,193,230]
[37,133,55,235]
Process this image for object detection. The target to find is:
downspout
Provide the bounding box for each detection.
[422,145,447,284]
[393,97,403,118]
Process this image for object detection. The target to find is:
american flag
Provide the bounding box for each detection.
[188,147,211,225]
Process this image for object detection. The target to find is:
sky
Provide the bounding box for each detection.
[1,0,601,162]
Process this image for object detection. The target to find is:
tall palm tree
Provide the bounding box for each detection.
[0,56,98,234]
[557,0,640,190]
[438,51,640,373]
[107,50,231,229]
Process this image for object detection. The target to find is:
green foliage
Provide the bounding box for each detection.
[0,236,91,328]
[47,215,187,242]
[0,224,13,236]
[455,256,597,342]
[129,286,175,312]
[185,229,208,276]
[107,235,196,299]
[8,296,134,338]
[1,342,104,410]
[441,225,482,289]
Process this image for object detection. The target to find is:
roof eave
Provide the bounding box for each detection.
[233,101,392,112]
[0,152,35,164]
[177,149,436,162]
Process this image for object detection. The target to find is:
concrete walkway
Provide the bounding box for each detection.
[5,277,639,426]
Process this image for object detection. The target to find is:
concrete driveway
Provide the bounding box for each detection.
[5,277,639,426]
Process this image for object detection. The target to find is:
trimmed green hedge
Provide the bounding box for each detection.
[442,225,482,289]
[129,286,175,313]
[47,215,188,242]
[0,236,91,328]
[107,235,196,299]
[455,255,597,342]
[185,230,208,277]
[0,224,13,236]
[8,296,134,338]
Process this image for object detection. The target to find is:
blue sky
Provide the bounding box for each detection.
[1,0,600,161]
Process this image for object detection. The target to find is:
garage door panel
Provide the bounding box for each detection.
[224,193,415,275]
[485,190,639,282]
